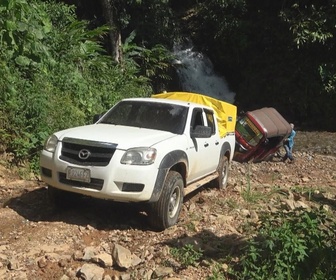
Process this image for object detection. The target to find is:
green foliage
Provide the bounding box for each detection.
[319,63,336,94]
[121,31,173,90]
[125,0,177,47]
[233,209,336,279]
[138,44,173,79]
[2,0,336,170]
[280,3,335,48]
[241,163,253,202]
[170,244,203,267]
[172,0,336,130]
[207,263,228,280]
[0,0,151,170]
[192,0,247,40]
[241,163,265,204]
[58,0,336,130]
[0,0,52,65]
[278,2,336,108]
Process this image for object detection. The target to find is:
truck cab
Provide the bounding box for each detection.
[40,91,237,230]
[233,107,292,163]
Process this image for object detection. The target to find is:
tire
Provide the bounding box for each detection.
[149,171,184,231]
[216,156,229,189]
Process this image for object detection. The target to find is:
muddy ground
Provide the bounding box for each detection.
[0,131,335,279]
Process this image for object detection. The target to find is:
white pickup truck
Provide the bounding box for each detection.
[40,92,237,230]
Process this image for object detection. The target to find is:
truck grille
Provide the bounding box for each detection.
[60,137,117,166]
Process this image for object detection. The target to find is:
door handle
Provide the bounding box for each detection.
[215,141,219,145]
[204,143,209,147]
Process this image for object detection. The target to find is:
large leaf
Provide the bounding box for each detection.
[15,55,30,66]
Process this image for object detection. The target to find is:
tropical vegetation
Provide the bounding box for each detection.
[1,0,335,166]
[1,0,336,278]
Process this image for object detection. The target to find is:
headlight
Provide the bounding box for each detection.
[121,147,157,165]
[43,134,58,153]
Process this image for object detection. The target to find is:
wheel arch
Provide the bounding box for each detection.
[215,141,232,189]
[149,150,188,202]
[220,141,232,162]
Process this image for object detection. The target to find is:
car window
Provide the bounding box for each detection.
[204,109,216,135]
[99,100,188,134]
[190,108,204,132]
[236,117,263,146]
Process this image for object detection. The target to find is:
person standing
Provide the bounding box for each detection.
[283,123,296,163]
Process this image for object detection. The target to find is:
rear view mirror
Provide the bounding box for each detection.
[190,125,212,138]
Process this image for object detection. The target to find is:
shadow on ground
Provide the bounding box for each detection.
[3,186,152,231]
[3,181,218,232]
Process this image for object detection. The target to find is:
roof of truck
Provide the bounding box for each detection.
[248,107,292,138]
[124,96,197,107]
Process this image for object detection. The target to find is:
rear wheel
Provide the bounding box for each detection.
[149,171,184,231]
[216,156,229,189]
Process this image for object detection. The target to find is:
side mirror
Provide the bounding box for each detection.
[190,125,212,138]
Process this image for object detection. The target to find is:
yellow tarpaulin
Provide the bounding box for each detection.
[152,92,237,138]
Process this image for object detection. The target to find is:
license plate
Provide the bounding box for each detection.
[66,167,91,183]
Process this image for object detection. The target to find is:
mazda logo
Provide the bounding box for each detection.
[78,149,91,160]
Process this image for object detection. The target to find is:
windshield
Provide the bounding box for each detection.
[236,116,263,146]
[99,100,188,134]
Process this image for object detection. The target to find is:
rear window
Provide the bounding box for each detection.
[205,109,216,135]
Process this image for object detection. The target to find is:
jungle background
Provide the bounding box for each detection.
[1,0,336,170]
[1,1,336,279]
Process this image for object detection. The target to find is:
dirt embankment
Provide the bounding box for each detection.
[0,131,335,280]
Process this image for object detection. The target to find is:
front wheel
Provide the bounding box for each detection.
[149,171,184,231]
[216,156,229,189]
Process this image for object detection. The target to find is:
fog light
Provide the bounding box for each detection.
[41,167,52,178]
[122,183,144,192]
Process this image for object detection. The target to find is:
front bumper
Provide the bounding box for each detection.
[40,147,159,203]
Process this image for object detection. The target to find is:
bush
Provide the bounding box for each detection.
[234,209,336,280]
[170,244,204,267]
[0,0,151,170]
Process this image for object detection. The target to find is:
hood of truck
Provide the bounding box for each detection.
[55,124,176,150]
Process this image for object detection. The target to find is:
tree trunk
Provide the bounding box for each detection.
[100,0,122,63]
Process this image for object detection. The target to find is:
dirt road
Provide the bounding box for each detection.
[0,131,335,279]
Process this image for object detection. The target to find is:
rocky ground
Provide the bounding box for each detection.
[0,131,335,280]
